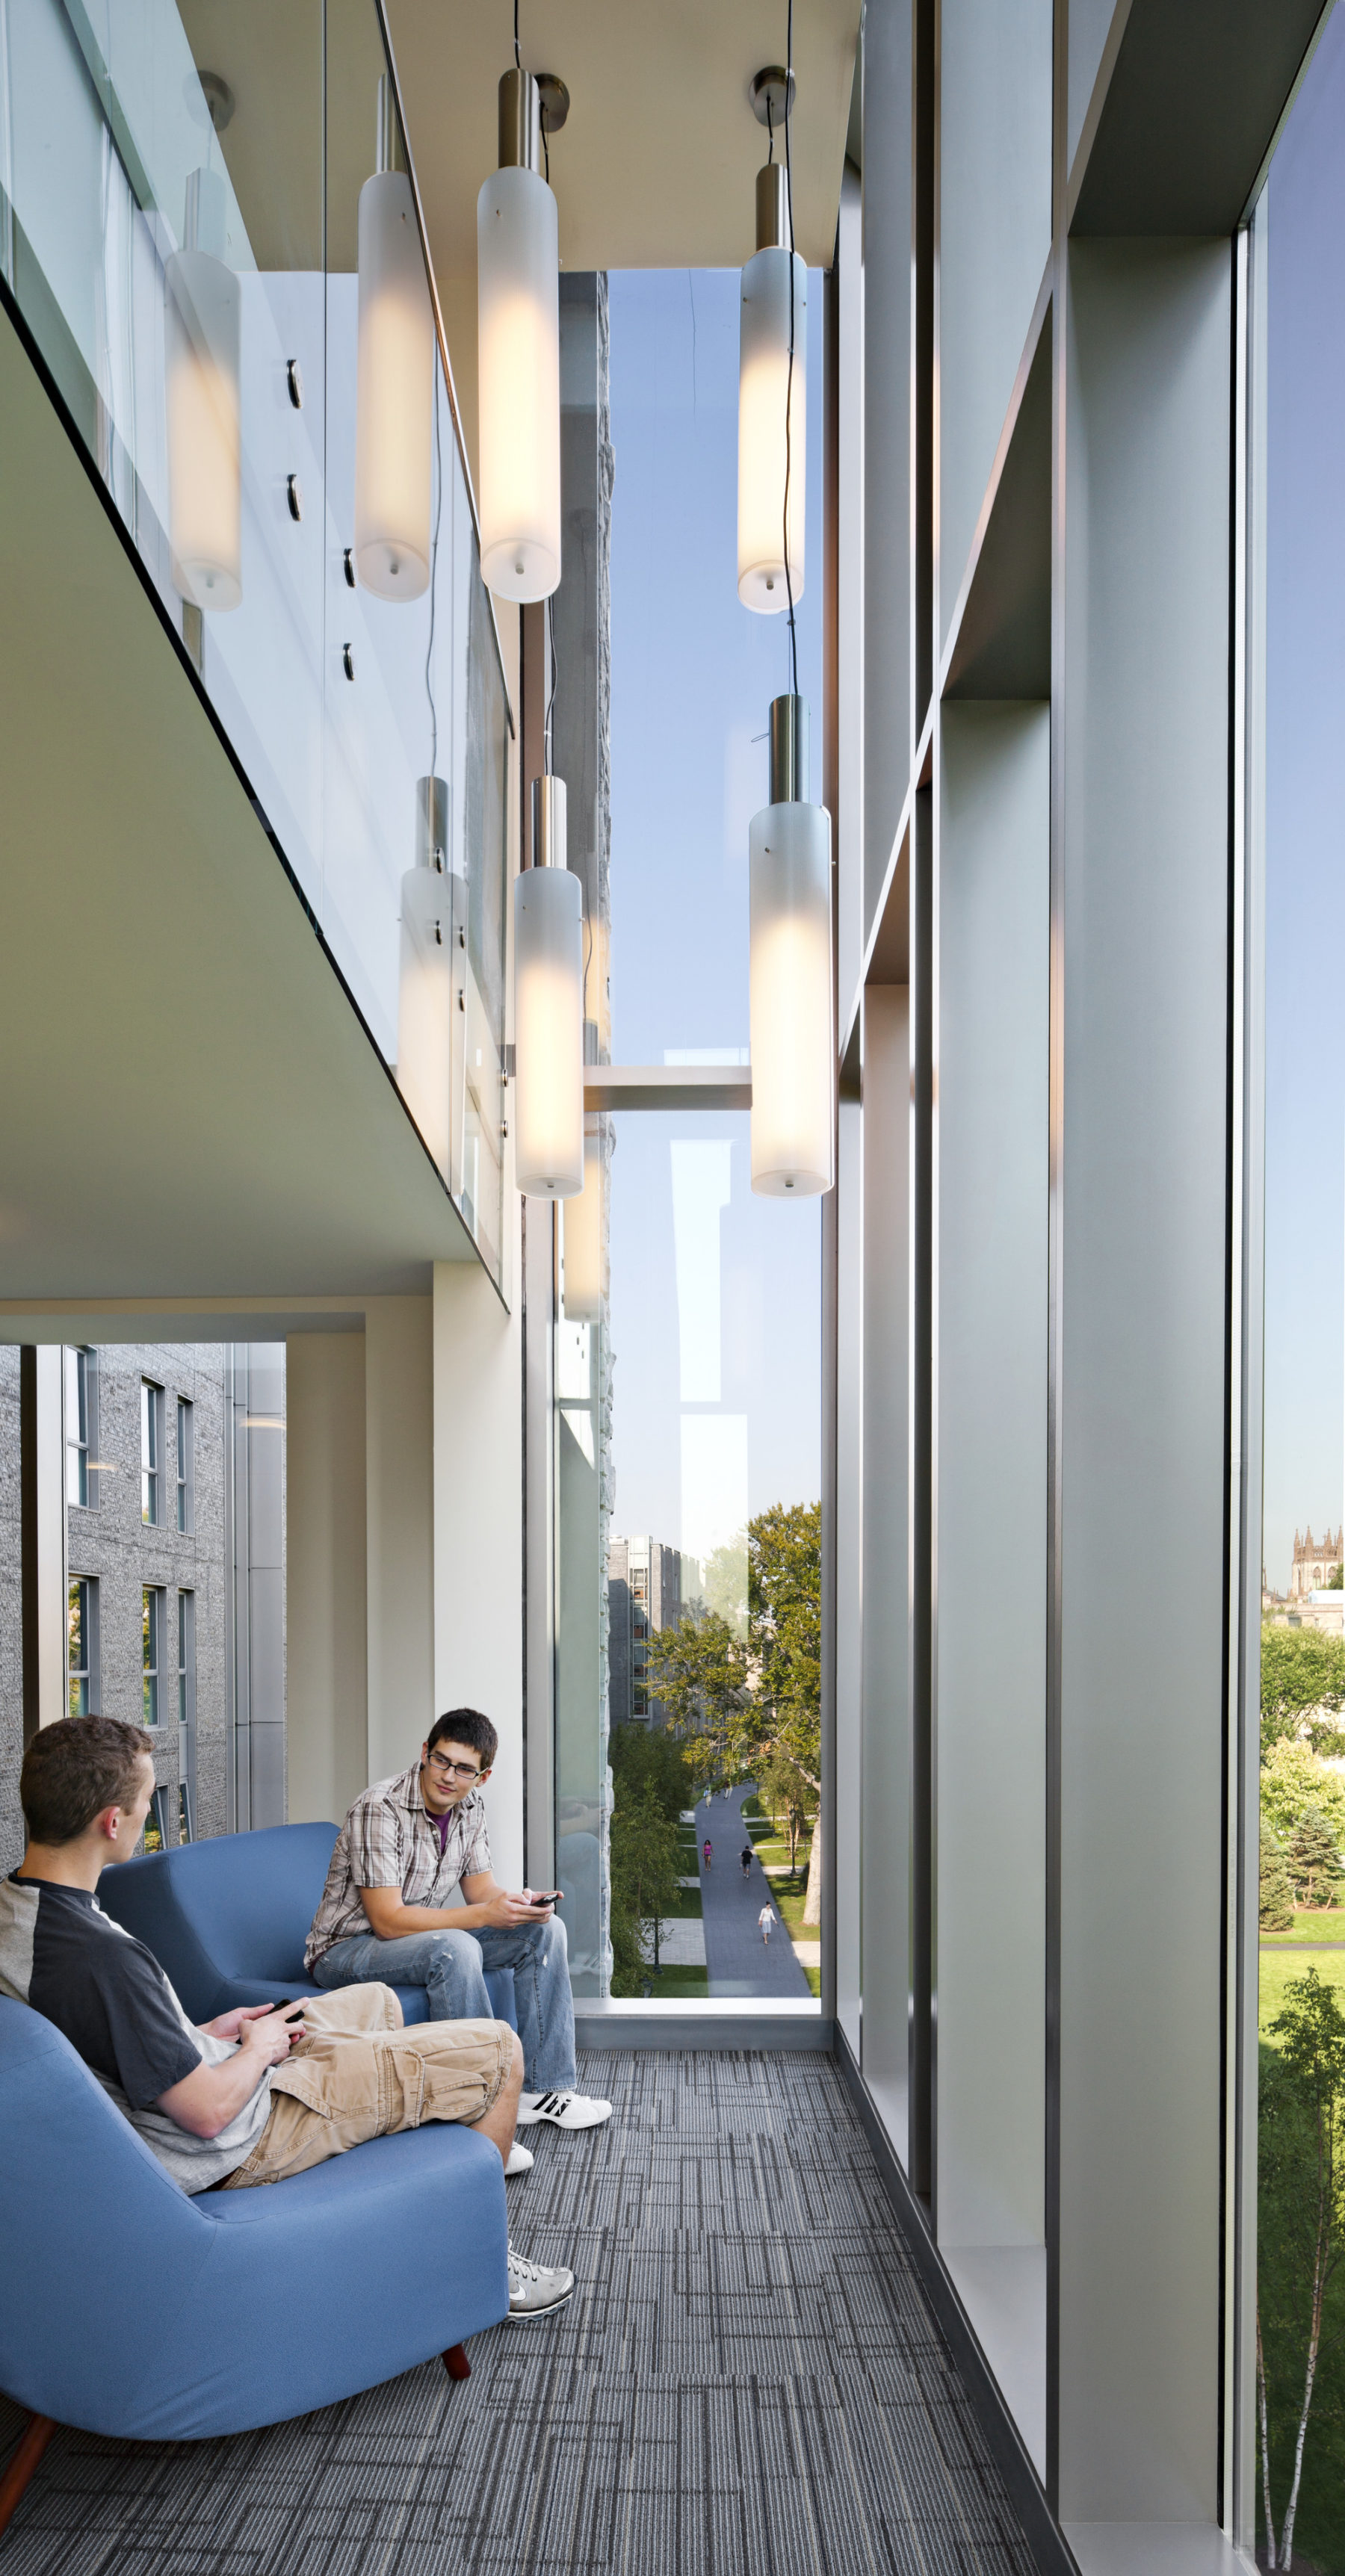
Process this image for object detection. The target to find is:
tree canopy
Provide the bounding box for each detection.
[1262,1623,1345,1758]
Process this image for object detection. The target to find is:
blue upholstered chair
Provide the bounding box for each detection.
[96,1821,519,2032]
[0,1996,509,2536]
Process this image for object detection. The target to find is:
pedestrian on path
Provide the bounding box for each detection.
[703,1839,713,1869]
[740,1845,752,1880]
[758,1905,773,1945]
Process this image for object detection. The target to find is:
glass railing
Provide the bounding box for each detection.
[0,0,509,1287]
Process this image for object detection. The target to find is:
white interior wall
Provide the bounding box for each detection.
[1057,238,1231,2533]
[834,1094,865,2056]
[284,1330,368,1827]
[364,1295,435,1782]
[937,0,1053,644]
[859,988,912,2148]
[433,1257,525,1894]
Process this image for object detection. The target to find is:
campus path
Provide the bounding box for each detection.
[694,1784,811,1999]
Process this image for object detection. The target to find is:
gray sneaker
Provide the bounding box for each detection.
[506,2244,575,2320]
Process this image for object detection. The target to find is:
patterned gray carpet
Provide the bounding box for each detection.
[0,2052,1039,2576]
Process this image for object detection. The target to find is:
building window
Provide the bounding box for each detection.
[176,1397,194,1532]
[141,1380,164,1524]
[68,1577,99,1717]
[140,1788,168,1857]
[142,1586,163,1725]
[177,1589,194,1729]
[65,1346,96,1507]
[177,1781,192,1845]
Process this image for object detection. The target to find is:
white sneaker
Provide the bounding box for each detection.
[506,2244,575,2318]
[504,2140,534,2177]
[516,2089,613,2131]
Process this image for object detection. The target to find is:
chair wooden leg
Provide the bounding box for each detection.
[442,2343,471,2383]
[0,2412,55,2541]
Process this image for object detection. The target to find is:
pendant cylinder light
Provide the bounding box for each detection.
[514,775,584,1197]
[477,69,561,604]
[749,696,834,1196]
[354,77,434,602]
[738,164,807,614]
[562,1118,605,1319]
[165,167,241,612]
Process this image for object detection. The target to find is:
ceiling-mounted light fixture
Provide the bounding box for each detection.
[514,775,584,1196]
[738,65,806,614]
[165,166,241,612]
[749,694,833,1197]
[477,61,563,602]
[353,75,434,601]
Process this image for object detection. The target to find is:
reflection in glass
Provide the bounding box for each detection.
[165,170,241,611]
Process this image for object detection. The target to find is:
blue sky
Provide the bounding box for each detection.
[604,269,823,1555]
[1263,7,1345,1588]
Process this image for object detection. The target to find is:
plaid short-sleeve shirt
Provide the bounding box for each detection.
[304,1763,492,1969]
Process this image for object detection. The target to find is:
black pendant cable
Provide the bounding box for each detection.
[782,0,799,701]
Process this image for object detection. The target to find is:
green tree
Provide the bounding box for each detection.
[609,1717,693,1824]
[641,1608,749,1765]
[1287,1808,1345,1912]
[607,1781,681,1997]
[758,1747,817,1874]
[1263,1741,1345,1850]
[648,1500,824,1917]
[1261,1833,1296,1933]
[701,1534,749,1638]
[1262,1624,1345,1758]
[1258,1971,1345,2567]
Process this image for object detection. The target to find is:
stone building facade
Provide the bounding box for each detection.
[0,1341,283,1871]
[1290,1524,1343,1598]
[607,1535,688,1730]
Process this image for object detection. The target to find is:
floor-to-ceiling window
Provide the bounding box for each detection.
[1254,16,1345,2563]
[553,263,825,2003]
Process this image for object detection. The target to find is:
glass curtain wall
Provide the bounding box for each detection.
[1252,15,1345,2566]
[0,0,508,1283]
[553,267,825,2002]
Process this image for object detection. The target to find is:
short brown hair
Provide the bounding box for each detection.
[427,1708,498,1769]
[19,1716,153,1847]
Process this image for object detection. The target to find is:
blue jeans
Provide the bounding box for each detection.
[311,1913,576,2094]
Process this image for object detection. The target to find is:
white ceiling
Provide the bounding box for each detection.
[0,299,479,1304]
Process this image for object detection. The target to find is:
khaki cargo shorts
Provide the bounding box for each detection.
[221,1983,515,2189]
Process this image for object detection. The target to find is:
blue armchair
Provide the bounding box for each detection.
[0,1996,507,2534]
[96,1821,518,2032]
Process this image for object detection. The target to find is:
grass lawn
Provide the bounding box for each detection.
[1258,1945,1345,2039]
[1260,1907,1345,1945]
[739,1799,821,1996]
[634,1966,709,1999]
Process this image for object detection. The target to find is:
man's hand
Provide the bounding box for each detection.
[472,1889,553,1930]
[201,2002,304,2044]
[158,2004,304,2141]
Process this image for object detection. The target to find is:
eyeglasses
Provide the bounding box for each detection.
[426,1751,481,1783]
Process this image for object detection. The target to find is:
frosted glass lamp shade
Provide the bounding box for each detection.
[354,172,434,601]
[396,868,454,1177]
[738,247,807,613]
[513,866,583,1196]
[748,798,834,1195]
[563,1121,605,1318]
[165,250,241,611]
[477,167,561,602]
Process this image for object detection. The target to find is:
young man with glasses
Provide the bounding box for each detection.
[306,1709,610,2151]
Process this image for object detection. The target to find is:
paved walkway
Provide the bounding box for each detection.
[695,1784,811,1998]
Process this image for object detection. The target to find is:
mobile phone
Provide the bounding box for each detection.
[528,1890,562,1908]
[267,1999,302,2014]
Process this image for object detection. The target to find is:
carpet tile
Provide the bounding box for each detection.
[0,2051,1042,2576]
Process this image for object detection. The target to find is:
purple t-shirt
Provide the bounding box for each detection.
[432,1810,451,1857]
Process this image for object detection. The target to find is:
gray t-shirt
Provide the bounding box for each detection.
[0,1873,273,2192]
